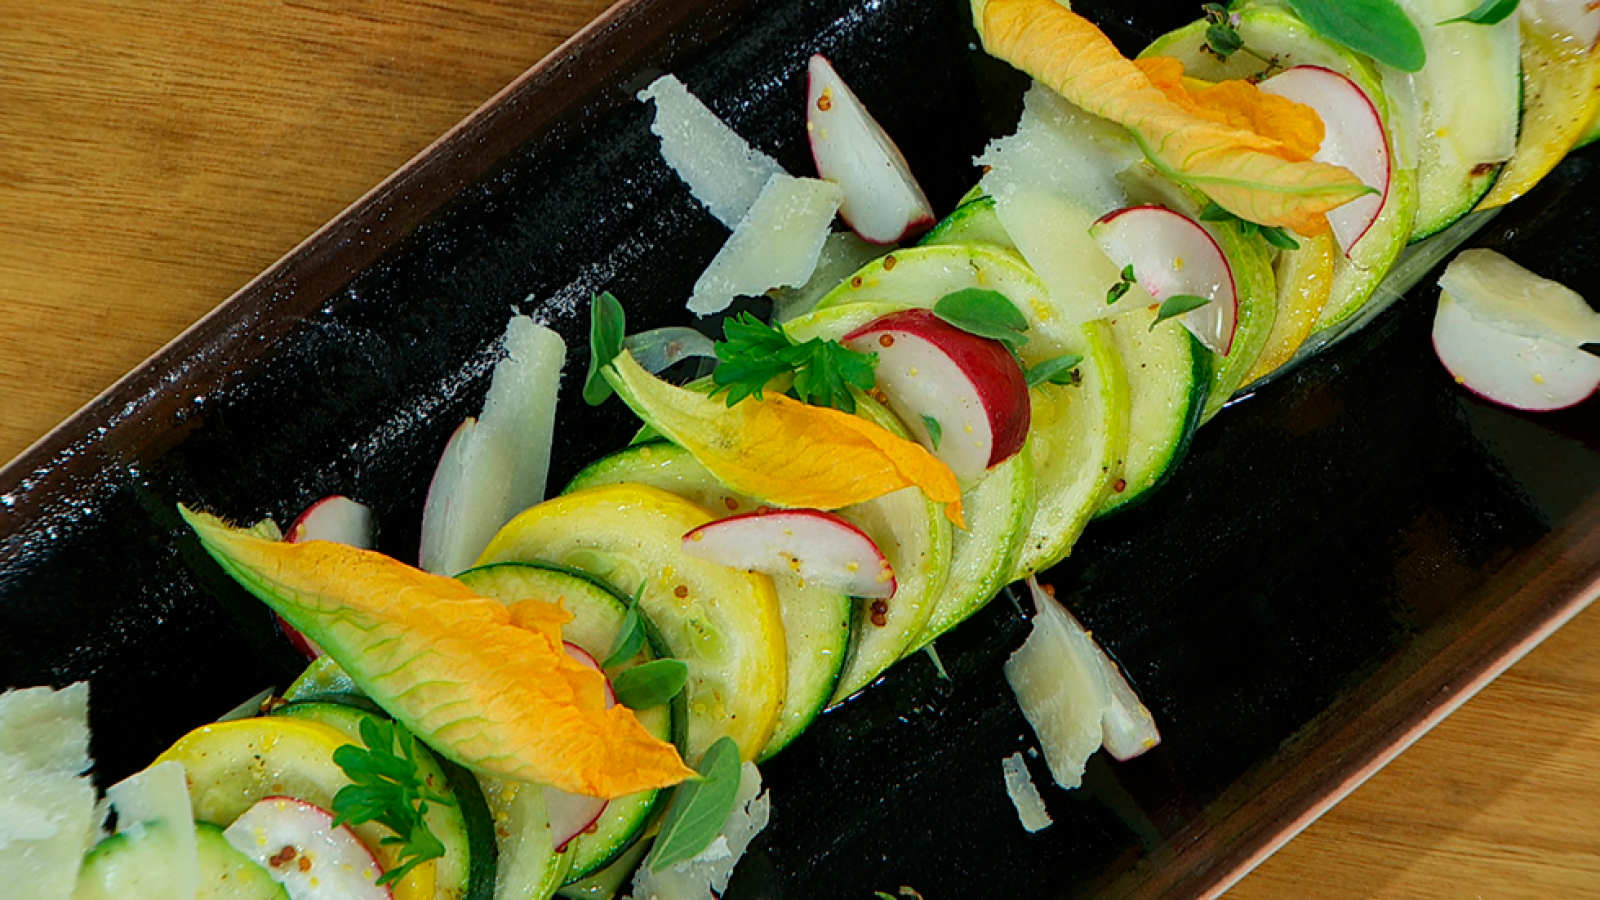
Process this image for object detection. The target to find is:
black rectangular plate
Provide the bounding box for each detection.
[4,1,1600,897]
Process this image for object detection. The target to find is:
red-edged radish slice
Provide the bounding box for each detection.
[285,495,374,547]
[682,508,896,599]
[806,54,935,244]
[545,642,611,851]
[1257,66,1391,255]
[222,796,391,900]
[278,495,377,658]
[1090,205,1239,355]
[842,308,1030,484]
[1432,248,1600,411]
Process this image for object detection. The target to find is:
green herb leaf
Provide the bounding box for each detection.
[1285,0,1426,72]
[612,658,690,710]
[1202,3,1246,58]
[709,313,876,413]
[1024,354,1084,388]
[584,293,627,406]
[601,583,648,669]
[1260,225,1302,250]
[1199,202,1300,249]
[1151,294,1213,329]
[647,735,744,871]
[1439,0,1518,25]
[330,718,455,888]
[933,288,1030,347]
[1106,264,1138,305]
[920,415,943,450]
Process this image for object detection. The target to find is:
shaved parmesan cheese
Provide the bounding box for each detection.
[1438,249,1600,346]
[104,761,201,900]
[1001,752,1053,833]
[0,683,99,900]
[686,173,843,316]
[628,762,769,900]
[420,316,566,576]
[639,75,785,229]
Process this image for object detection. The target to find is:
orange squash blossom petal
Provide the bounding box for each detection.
[180,506,695,799]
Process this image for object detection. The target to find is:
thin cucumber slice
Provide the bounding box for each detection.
[73,821,203,900]
[783,302,1033,650]
[195,822,290,900]
[1389,0,1518,240]
[267,701,483,900]
[919,194,1018,249]
[1098,308,1210,515]
[563,442,851,760]
[477,484,786,763]
[281,654,370,707]
[815,243,1129,578]
[455,563,675,883]
[1141,7,1417,335]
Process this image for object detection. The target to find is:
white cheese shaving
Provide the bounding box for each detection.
[686,173,843,317]
[0,683,99,900]
[1001,752,1053,833]
[639,74,785,229]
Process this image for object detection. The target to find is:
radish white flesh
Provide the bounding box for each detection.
[286,496,374,547]
[842,308,1031,484]
[1258,66,1391,255]
[1433,292,1600,410]
[638,74,784,228]
[1090,205,1239,355]
[686,173,842,317]
[682,508,896,599]
[806,54,935,244]
[1432,248,1600,411]
[223,796,391,900]
[544,642,612,851]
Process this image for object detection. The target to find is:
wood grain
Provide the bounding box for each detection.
[1,1,1596,896]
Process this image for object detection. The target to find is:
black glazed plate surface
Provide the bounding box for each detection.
[4,0,1600,897]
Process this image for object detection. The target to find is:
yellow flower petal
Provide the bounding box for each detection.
[605,351,965,528]
[978,0,1370,235]
[181,506,694,799]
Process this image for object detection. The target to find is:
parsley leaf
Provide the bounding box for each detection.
[932,288,1030,347]
[1440,0,1518,25]
[331,717,455,888]
[647,736,744,871]
[708,313,877,413]
[1152,294,1213,329]
[1285,0,1426,72]
[584,293,627,406]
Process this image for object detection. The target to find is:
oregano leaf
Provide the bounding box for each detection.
[647,736,744,871]
[921,415,943,450]
[932,288,1030,346]
[1439,0,1518,25]
[612,658,689,710]
[1285,0,1427,72]
[584,292,628,406]
[1024,354,1084,388]
[1151,294,1213,329]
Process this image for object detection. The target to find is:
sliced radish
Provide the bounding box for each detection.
[223,796,391,900]
[1257,66,1391,255]
[1432,248,1600,411]
[1090,205,1239,355]
[842,308,1030,483]
[546,642,611,851]
[278,495,377,658]
[682,508,895,599]
[806,54,935,244]
[285,495,374,547]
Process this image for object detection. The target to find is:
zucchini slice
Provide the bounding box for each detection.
[476,484,786,763]
[563,442,851,759]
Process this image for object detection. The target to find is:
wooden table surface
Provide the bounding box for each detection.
[2,1,1597,896]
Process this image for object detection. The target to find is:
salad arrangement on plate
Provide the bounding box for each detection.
[8,0,1600,899]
